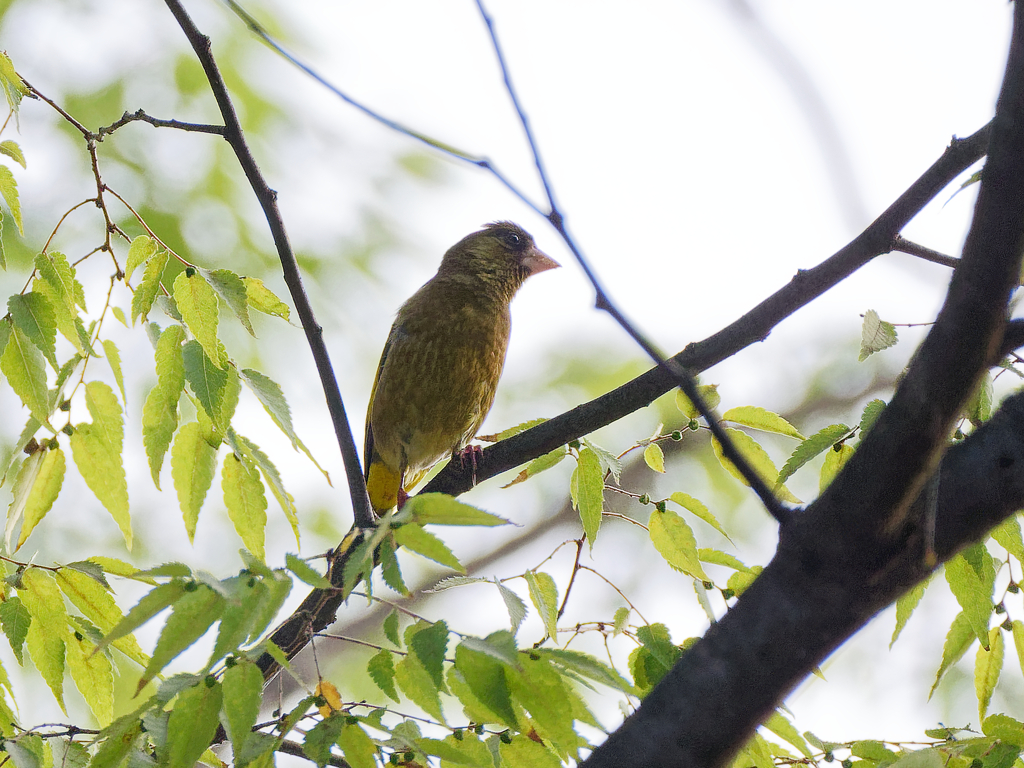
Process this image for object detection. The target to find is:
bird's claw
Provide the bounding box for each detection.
[457,445,484,486]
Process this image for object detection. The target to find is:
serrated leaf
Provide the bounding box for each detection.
[859,309,898,360]
[21,569,67,711]
[226,431,299,545]
[303,715,345,767]
[697,548,750,572]
[124,236,158,283]
[0,53,27,113]
[9,293,57,369]
[508,655,578,758]
[140,585,224,690]
[284,553,329,588]
[764,712,812,758]
[1,325,51,425]
[493,580,527,634]
[96,580,188,657]
[173,271,221,367]
[722,406,804,439]
[613,607,630,635]
[975,626,1003,723]
[131,249,168,324]
[242,277,289,320]
[525,571,559,640]
[992,515,1024,564]
[56,567,147,667]
[165,680,222,768]
[408,620,449,694]
[0,596,30,664]
[712,428,800,503]
[668,492,732,542]
[581,438,623,483]
[337,722,377,768]
[454,640,516,727]
[675,384,720,420]
[221,659,262,760]
[404,493,511,526]
[0,141,25,169]
[532,647,633,693]
[570,447,604,549]
[643,442,665,473]
[395,653,444,722]
[182,340,228,430]
[393,523,464,573]
[222,453,267,562]
[0,165,23,236]
[170,421,218,542]
[777,424,851,486]
[931,611,975,698]
[142,325,186,487]
[9,447,64,552]
[65,630,113,725]
[383,611,401,648]
[649,507,708,580]
[945,545,995,647]
[101,339,126,403]
[983,713,1024,748]
[891,579,927,647]
[368,648,399,702]
[502,447,567,488]
[378,536,407,595]
[200,268,253,336]
[70,382,130,549]
[819,443,854,492]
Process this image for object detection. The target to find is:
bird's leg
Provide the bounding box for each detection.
[397,487,409,509]
[456,445,484,486]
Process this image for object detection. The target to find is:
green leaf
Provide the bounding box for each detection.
[667,492,732,541]
[221,659,262,760]
[931,611,975,698]
[56,567,147,667]
[581,438,623,483]
[4,737,42,768]
[675,384,720,419]
[722,406,804,439]
[0,596,30,664]
[69,382,130,549]
[202,268,254,336]
[1,325,51,425]
[165,679,223,768]
[393,523,464,573]
[65,630,113,726]
[525,571,559,641]
[480,417,547,442]
[170,421,218,542]
[226,432,299,545]
[0,53,28,113]
[302,716,345,768]
[182,340,228,429]
[140,585,224,689]
[124,236,158,283]
[983,713,1024,748]
[712,429,800,504]
[859,309,898,360]
[532,647,633,693]
[649,507,708,580]
[284,553,330,588]
[859,399,886,437]
[9,293,57,369]
[501,446,568,488]
[404,493,511,526]
[242,277,289,320]
[613,607,630,635]
[222,453,268,563]
[1013,620,1024,676]
[764,712,812,758]
[379,536,408,595]
[945,545,995,647]
[20,569,68,711]
[454,640,516,727]
[0,140,25,169]
[368,649,400,702]
[142,324,186,488]
[173,270,221,367]
[6,447,64,552]
[891,579,927,647]
[777,424,851,486]
[966,372,994,427]
[101,339,126,403]
[336,722,378,768]
[976,626,1004,723]
[643,442,666,473]
[408,620,449,693]
[131,249,169,324]
[992,515,1024,564]
[697,548,751,572]
[819,443,854,492]
[494,579,527,634]
[383,611,401,648]
[571,447,604,549]
[0,165,23,236]
[395,653,444,722]
[499,735,562,768]
[508,655,578,758]
[637,623,681,674]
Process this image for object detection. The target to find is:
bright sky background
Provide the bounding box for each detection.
[0,0,1019,752]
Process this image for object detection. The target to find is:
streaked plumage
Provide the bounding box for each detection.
[364,221,559,514]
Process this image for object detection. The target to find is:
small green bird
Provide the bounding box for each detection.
[364,221,559,514]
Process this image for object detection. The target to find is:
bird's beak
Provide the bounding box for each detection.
[522,246,560,276]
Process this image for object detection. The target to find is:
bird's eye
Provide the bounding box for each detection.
[502,231,521,247]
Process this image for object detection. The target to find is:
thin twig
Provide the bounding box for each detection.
[96,109,225,138]
[891,234,960,268]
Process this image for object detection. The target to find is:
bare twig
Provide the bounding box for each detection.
[891,234,960,268]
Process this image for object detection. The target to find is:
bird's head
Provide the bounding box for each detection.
[438,221,559,297]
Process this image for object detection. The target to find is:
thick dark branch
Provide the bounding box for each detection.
[424,120,992,497]
[162,0,374,528]
[584,2,1024,763]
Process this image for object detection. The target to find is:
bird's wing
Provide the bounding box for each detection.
[363,322,402,477]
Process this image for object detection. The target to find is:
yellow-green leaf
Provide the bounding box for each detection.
[722,406,804,439]
[0,140,25,169]
[242,277,290,320]
[668,491,732,542]
[525,571,559,641]
[142,325,186,487]
[571,447,604,548]
[0,165,23,236]
[202,268,253,336]
[1,325,50,425]
[141,585,224,689]
[643,442,666,473]
[124,236,158,283]
[173,271,221,367]
[337,722,378,768]
[222,453,267,563]
[130,249,168,324]
[101,339,126,403]
[8,447,64,552]
[675,384,720,420]
[975,625,1003,723]
[65,631,113,726]
[712,428,800,504]
[393,523,464,573]
[165,680,223,768]
[404,493,511,526]
[20,569,67,712]
[819,443,854,491]
[395,653,444,722]
[182,340,228,430]
[56,567,147,668]
[649,508,708,580]
[9,293,57,369]
[221,659,262,760]
[171,421,218,542]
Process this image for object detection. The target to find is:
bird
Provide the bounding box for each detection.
[363,221,559,515]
